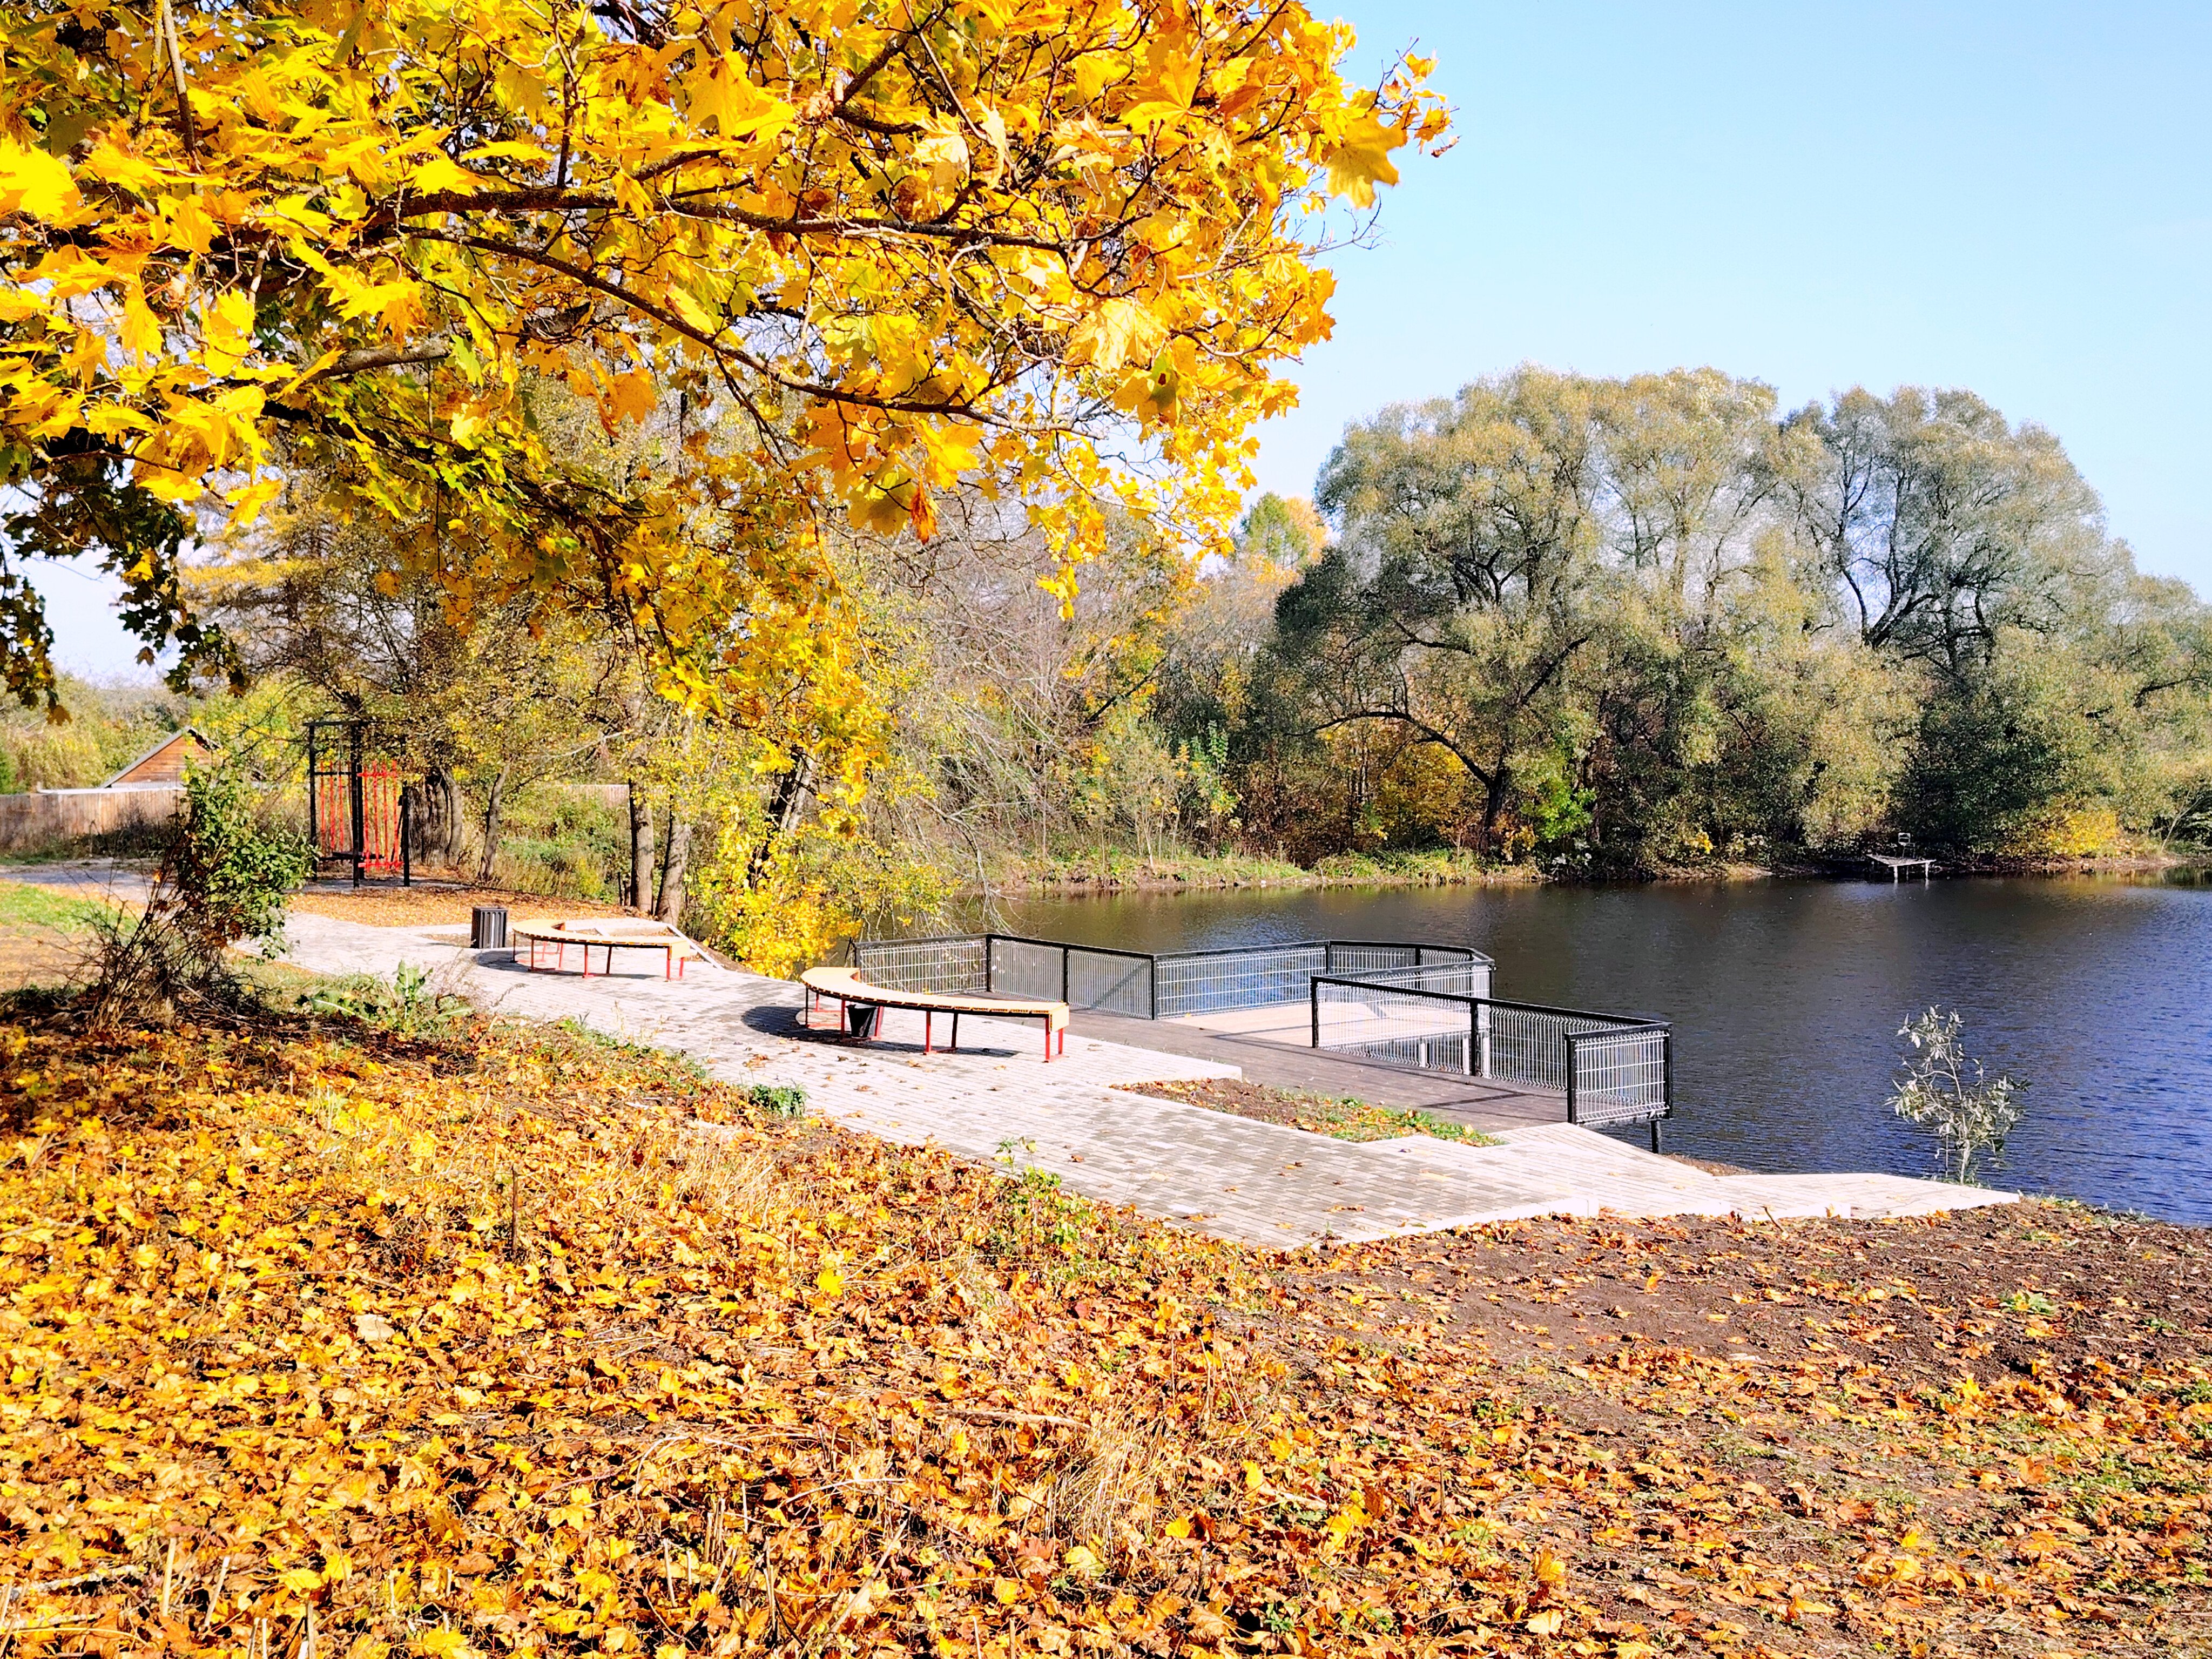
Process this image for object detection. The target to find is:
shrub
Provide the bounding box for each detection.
[1887,1007,2025,1185]
[301,963,473,1038]
[85,766,312,1028]
[747,1083,807,1121]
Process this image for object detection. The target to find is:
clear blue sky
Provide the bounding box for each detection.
[30,1,2211,679]
[1253,1,2212,592]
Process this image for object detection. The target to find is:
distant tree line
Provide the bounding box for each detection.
[38,367,2206,971]
[878,369,2212,874]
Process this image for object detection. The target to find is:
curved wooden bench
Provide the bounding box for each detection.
[799,966,1069,1061]
[512,919,709,981]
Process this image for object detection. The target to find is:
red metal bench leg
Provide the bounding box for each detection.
[925,1011,933,1054]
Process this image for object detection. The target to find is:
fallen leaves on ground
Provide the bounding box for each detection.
[1130,1078,1498,1145]
[0,1007,2206,1657]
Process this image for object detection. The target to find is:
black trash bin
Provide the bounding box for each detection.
[846,1002,881,1040]
[471,905,510,949]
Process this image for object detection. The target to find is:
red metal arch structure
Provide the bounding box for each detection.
[307,719,413,887]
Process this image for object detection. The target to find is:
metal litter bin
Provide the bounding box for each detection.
[471,905,510,949]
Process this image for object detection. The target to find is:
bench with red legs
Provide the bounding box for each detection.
[798,966,1069,1061]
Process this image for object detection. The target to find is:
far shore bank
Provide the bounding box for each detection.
[963,847,2201,901]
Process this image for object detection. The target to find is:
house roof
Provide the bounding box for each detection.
[100,726,218,788]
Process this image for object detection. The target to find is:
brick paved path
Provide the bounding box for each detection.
[279,914,2015,1245]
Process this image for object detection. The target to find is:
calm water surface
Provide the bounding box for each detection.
[971,875,2212,1222]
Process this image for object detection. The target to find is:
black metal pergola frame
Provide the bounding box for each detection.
[305,718,412,887]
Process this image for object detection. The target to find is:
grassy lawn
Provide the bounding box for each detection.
[0,995,2203,1656]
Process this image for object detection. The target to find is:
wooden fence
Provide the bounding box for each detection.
[0,786,182,854]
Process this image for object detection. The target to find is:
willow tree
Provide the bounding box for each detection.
[0,0,1445,748]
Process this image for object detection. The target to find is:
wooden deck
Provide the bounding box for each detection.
[1869,854,1937,880]
[1071,1007,1573,1131]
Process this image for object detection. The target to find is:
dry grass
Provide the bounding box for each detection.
[0,876,126,990]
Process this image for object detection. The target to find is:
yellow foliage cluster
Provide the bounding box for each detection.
[2008,807,2126,860]
[0,0,1446,712]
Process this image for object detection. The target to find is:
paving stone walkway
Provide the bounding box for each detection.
[278,913,2017,1246]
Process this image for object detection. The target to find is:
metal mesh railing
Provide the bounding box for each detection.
[982,936,1062,1000]
[1151,941,1486,1017]
[849,934,987,994]
[1566,1026,1672,1127]
[1310,976,1670,1125]
[1331,957,1494,1000]
[849,935,1488,1020]
[980,936,1156,1016]
[1154,943,1325,1017]
[842,932,1669,1124]
[1064,945,1154,1017]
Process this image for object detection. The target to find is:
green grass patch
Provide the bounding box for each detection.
[1293,1096,1500,1145]
[0,878,122,934]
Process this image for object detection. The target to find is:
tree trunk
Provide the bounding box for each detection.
[627,781,655,912]
[476,772,508,885]
[416,767,463,865]
[1478,768,1510,856]
[655,812,692,923]
[748,753,816,880]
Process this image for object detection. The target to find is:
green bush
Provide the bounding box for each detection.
[302,963,473,1038]
[747,1083,807,1121]
[85,766,313,1027]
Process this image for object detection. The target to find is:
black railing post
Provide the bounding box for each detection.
[347,723,366,887]
[1662,1028,1675,1119]
[1467,1002,1479,1077]
[400,784,412,886]
[983,935,996,992]
[1061,946,1070,1004]
[1148,955,1158,1020]
[306,724,320,856]
[1310,977,1321,1049]
[1566,1033,1580,1125]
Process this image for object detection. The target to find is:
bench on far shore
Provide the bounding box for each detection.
[799,966,1069,1061]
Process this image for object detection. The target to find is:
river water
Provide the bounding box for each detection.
[973,873,2212,1223]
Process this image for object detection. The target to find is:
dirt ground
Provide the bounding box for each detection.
[1277,1202,2209,1384]
[0,934,89,990]
[1251,1202,2212,1655]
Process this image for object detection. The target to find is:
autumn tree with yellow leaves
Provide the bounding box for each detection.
[0,0,1444,734]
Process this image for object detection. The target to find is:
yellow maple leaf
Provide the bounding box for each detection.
[118,285,165,357]
[1068,298,1166,372]
[0,136,81,220]
[409,154,478,197]
[1326,113,1404,208]
[169,193,217,255]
